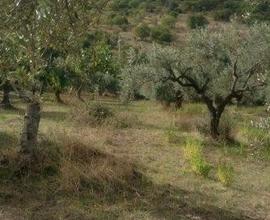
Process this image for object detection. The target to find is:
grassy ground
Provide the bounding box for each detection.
[0,94,269,220]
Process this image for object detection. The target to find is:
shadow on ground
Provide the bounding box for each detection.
[0,166,255,220]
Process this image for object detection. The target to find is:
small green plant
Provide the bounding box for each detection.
[111,15,129,27]
[187,15,209,29]
[217,162,234,186]
[134,23,151,40]
[166,128,182,144]
[151,25,173,43]
[213,9,233,22]
[89,103,114,124]
[183,138,211,177]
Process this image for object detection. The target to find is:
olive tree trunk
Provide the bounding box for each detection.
[1,82,13,109]
[76,86,85,102]
[210,112,221,139]
[204,97,225,139]
[20,102,41,154]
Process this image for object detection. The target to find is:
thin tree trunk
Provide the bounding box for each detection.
[20,102,41,155]
[1,82,13,109]
[175,91,183,109]
[55,90,64,103]
[76,86,85,102]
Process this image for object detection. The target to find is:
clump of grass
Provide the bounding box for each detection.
[89,103,114,124]
[196,112,237,143]
[166,128,182,144]
[0,129,144,195]
[71,102,114,126]
[183,138,211,177]
[109,112,142,129]
[0,139,61,180]
[174,116,199,132]
[219,113,237,143]
[59,137,144,193]
[217,162,234,187]
[240,124,270,159]
[178,104,206,116]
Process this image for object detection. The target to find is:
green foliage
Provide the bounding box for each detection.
[111,15,129,28]
[219,113,237,142]
[183,0,220,12]
[213,9,233,22]
[151,25,173,43]
[68,41,120,95]
[89,103,114,124]
[187,15,209,29]
[134,23,151,40]
[184,138,211,177]
[155,82,183,107]
[166,128,182,144]
[217,162,234,186]
[248,0,270,22]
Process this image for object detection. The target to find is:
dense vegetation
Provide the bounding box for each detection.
[1,0,270,219]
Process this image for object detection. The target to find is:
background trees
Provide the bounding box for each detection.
[0,0,112,155]
[121,24,270,138]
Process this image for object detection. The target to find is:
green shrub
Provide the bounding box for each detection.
[190,0,220,12]
[249,0,270,22]
[111,0,129,11]
[151,25,173,43]
[134,23,151,40]
[109,112,141,129]
[166,128,182,144]
[183,138,211,177]
[89,103,114,124]
[213,9,233,22]
[217,163,234,186]
[187,15,209,29]
[111,15,129,26]
[219,113,237,143]
[155,82,178,106]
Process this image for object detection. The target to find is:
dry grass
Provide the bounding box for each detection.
[0,95,269,219]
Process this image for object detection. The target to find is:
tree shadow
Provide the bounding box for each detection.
[103,182,255,220]
[0,141,256,220]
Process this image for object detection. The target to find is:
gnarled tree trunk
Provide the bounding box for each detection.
[20,102,41,155]
[210,111,221,139]
[1,81,13,109]
[76,86,85,102]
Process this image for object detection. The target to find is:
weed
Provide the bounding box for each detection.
[166,128,182,144]
[217,162,234,187]
[89,103,114,124]
[183,138,211,177]
[109,112,141,129]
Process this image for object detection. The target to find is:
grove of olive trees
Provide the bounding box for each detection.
[122,24,270,138]
[1,0,270,219]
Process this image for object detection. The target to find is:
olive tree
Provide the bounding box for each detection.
[160,25,269,138]
[1,0,110,156]
[123,24,270,138]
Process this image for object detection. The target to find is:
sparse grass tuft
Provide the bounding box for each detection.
[217,162,234,187]
[60,140,143,193]
[183,138,212,177]
[109,111,142,129]
[89,103,114,124]
[166,128,183,144]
